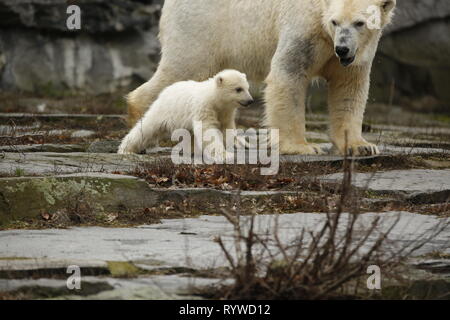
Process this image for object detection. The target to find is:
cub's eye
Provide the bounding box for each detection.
[331,20,338,26]
[235,88,243,93]
[354,21,365,28]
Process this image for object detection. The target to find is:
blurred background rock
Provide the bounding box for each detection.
[0,0,448,114]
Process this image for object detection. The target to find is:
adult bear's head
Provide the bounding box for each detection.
[320,0,396,67]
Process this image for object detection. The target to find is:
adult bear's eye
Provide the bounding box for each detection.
[235,88,243,93]
[354,21,365,28]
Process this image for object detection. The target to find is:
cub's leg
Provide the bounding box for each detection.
[193,119,234,163]
[118,110,160,154]
[221,110,249,149]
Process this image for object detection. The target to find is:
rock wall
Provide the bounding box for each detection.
[0,0,162,94]
[0,0,449,110]
[372,0,450,111]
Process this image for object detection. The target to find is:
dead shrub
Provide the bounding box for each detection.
[209,156,448,300]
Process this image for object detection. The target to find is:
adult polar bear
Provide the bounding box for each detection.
[127,0,396,156]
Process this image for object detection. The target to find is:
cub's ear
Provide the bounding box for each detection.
[215,76,224,87]
[380,0,396,13]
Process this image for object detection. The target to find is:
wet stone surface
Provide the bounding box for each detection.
[0,274,222,300]
[0,152,163,176]
[1,212,448,268]
[321,169,450,203]
[1,144,448,177]
[0,110,449,299]
[0,144,87,153]
[0,212,448,299]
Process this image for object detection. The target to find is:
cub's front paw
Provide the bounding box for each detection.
[117,146,137,155]
[235,136,250,149]
[210,151,235,164]
[117,150,135,155]
[280,142,325,155]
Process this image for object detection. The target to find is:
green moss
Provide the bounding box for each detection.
[0,177,113,226]
[107,261,142,277]
[364,190,386,199]
[381,280,450,300]
[433,114,450,124]
[5,177,110,208]
[14,168,25,177]
[34,82,74,99]
[0,282,114,299]
[422,251,450,260]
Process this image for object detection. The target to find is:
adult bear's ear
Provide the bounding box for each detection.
[380,0,396,13]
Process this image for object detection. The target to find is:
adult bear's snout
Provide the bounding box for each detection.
[239,99,254,107]
[335,46,350,58]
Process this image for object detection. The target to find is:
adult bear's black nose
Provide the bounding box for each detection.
[239,99,255,107]
[335,46,350,57]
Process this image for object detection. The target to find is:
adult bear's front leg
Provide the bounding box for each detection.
[264,39,324,155]
[326,61,379,156]
[265,77,322,155]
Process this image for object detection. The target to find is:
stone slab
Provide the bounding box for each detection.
[0,212,447,270]
[0,258,107,272]
[0,144,86,153]
[2,143,447,177]
[321,169,450,203]
[0,152,163,176]
[0,113,125,123]
[0,274,214,300]
[0,173,300,224]
[0,173,159,223]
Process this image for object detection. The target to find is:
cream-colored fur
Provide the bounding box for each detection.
[127,0,396,156]
[118,70,253,157]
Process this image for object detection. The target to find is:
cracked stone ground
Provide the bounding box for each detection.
[0,102,449,299]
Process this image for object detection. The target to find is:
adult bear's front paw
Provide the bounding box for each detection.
[280,142,325,155]
[334,140,380,157]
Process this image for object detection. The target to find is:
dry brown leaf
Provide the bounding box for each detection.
[41,212,51,221]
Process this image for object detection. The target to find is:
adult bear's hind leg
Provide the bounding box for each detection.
[127,67,181,127]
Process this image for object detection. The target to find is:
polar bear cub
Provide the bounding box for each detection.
[117,69,254,156]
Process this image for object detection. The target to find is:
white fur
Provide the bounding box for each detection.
[127,0,396,156]
[118,69,253,156]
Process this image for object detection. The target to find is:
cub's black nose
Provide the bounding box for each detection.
[335,46,350,57]
[247,99,255,105]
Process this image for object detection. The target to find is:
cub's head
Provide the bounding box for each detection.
[214,70,254,108]
[321,0,396,66]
